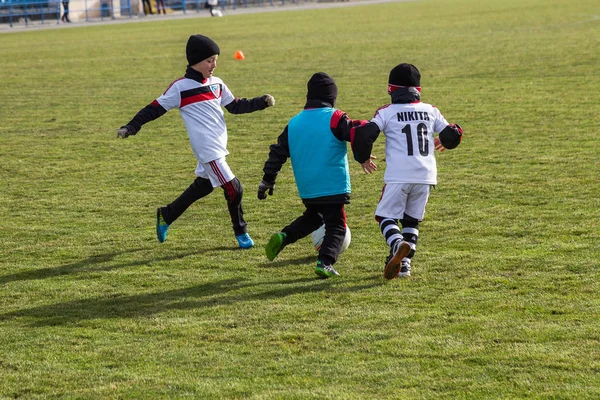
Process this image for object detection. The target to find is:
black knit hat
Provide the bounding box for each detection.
[306,72,338,105]
[186,34,220,66]
[388,63,421,87]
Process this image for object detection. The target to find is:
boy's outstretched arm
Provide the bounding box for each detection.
[258,126,290,200]
[351,122,381,164]
[329,110,368,142]
[329,110,377,174]
[224,94,275,115]
[117,101,167,138]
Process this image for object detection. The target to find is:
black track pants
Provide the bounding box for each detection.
[282,203,346,266]
[160,177,247,236]
[221,177,247,236]
[160,177,214,225]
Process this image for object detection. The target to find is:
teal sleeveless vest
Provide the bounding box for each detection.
[288,108,351,199]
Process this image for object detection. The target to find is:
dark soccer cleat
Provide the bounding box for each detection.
[398,259,412,278]
[384,241,411,280]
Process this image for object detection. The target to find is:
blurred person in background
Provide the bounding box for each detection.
[61,0,71,22]
[156,0,166,14]
[142,0,153,15]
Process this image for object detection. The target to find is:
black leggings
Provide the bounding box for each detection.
[282,203,347,266]
[160,177,247,236]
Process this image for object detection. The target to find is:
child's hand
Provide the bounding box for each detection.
[434,137,446,152]
[258,180,275,200]
[264,95,276,107]
[117,127,132,139]
[361,155,377,174]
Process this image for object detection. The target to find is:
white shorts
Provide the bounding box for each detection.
[195,157,235,188]
[375,183,431,221]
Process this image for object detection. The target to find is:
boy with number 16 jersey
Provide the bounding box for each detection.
[353,63,463,279]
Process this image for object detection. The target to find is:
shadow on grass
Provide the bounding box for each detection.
[1,275,385,326]
[258,255,317,268]
[0,246,231,285]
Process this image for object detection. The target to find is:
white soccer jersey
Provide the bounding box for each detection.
[371,102,449,185]
[156,76,236,164]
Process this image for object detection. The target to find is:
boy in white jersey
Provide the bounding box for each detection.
[353,63,463,279]
[117,34,275,249]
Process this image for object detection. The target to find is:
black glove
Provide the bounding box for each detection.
[452,123,463,135]
[438,123,463,149]
[258,180,275,200]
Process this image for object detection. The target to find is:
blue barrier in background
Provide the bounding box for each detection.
[0,0,310,27]
[0,0,60,27]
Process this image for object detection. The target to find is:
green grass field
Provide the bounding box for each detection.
[1,0,599,397]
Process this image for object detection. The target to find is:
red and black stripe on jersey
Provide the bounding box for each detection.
[180,85,222,108]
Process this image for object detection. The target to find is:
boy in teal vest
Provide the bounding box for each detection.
[258,72,376,278]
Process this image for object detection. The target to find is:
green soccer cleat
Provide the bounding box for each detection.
[156,208,170,243]
[265,232,286,261]
[314,260,340,278]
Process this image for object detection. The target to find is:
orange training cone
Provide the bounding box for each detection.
[234,51,245,60]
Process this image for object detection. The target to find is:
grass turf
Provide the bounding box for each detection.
[1,0,599,397]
